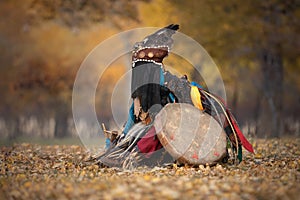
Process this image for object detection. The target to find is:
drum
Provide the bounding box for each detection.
[154,103,227,165]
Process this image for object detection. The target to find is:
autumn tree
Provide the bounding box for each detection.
[170,0,299,137]
[0,0,143,138]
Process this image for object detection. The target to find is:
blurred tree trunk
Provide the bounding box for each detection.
[253,92,261,136]
[54,101,69,138]
[258,2,284,137]
[259,49,283,137]
[7,117,21,140]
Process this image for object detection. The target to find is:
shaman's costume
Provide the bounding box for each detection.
[96,24,253,169]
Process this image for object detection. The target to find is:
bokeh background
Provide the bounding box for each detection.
[0,0,299,144]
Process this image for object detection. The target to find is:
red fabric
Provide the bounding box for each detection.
[137,126,163,157]
[226,111,254,153]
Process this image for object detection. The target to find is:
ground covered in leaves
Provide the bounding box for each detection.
[0,138,299,200]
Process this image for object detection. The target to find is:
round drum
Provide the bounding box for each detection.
[154,103,227,165]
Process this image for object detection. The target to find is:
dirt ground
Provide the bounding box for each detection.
[0,138,299,200]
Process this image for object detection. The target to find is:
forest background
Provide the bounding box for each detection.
[0,0,299,143]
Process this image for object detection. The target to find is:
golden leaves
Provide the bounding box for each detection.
[0,138,299,199]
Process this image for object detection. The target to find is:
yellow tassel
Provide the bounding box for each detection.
[190,86,204,110]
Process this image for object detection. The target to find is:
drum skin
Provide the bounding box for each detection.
[154,103,227,165]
